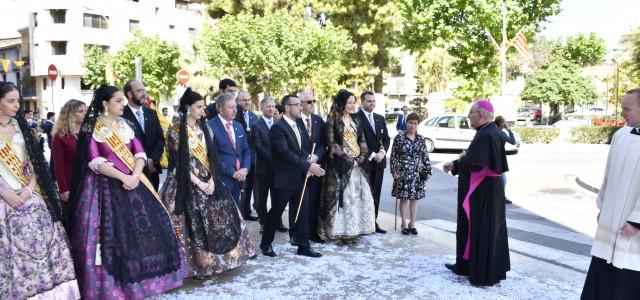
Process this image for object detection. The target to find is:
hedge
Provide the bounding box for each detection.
[570,126,622,144]
[512,127,560,144]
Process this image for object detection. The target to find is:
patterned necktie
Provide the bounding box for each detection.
[225,122,240,170]
[267,119,272,129]
[244,112,250,130]
[632,127,640,135]
[306,117,312,138]
[136,109,144,132]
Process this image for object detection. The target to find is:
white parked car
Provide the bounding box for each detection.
[417,115,520,154]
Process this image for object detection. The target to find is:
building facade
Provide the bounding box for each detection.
[13,0,204,114]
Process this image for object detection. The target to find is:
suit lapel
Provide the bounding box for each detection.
[125,106,145,137]
[359,110,375,136]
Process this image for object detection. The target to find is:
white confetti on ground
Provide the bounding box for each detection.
[155,232,581,300]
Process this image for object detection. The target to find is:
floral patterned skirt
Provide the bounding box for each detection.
[0,178,80,300]
[160,172,255,278]
[319,167,376,240]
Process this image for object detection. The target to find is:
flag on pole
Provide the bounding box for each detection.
[510,29,531,61]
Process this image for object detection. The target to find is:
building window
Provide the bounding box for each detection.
[43,78,47,90]
[50,9,66,23]
[61,77,65,89]
[51,41,67,55]
[169,25,175,30]
[83,13,109,29]
[175,0,189,10]
[33,13,38,27]
[129,19,140,32]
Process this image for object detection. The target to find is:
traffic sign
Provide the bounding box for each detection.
[176,69,189,84]
[48,64,58,81]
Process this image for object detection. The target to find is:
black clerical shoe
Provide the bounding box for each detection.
[505,198,513,204]
[445,263,468,276]
[260,245,276,257]
[375,224,387,234]
[244,214,260,221]
[277,224,288,233]
[297,248,323,258]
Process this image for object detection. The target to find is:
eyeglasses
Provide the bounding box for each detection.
[304,100,316,104]
[468,110,480,117]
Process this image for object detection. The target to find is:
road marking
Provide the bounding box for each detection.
[420,219,591,273]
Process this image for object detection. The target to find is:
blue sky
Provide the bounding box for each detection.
[540,0,640,51]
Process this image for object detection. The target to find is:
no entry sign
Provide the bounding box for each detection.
[48,64,58,81]
[177,69,189,84]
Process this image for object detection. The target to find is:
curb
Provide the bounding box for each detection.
[575,177,599,194]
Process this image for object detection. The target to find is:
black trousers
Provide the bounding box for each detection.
[290,177,321,239]
[367,164,385,221]
[261,187,310,249]
[241,168,254,217]
[253,171,271,225]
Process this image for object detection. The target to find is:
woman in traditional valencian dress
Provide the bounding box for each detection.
[67,85,184,299]
[160,88,254,277]
[319,89,376,242]
[0,82,80,299]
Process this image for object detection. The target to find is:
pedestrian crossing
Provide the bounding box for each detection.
[419,218,593,273]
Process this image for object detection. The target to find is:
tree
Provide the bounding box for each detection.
[521,59,598,120]
[111,31,181,101]
[397,0,561,85]
[553,33,606,67]
[205,0,401,93]
[81,45,109,89]
[200,12,352,107]
[413,48,452,115]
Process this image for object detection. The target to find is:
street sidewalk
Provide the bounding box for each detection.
[157,210,584,299]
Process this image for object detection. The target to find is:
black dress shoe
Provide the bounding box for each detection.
[445,263,468,275]
[297,248,323,258]
[505,198,513,204]
[277,224,288,233]
[260,245,276,257]
[244,214,260,221]
[375,225,387,234]
[401,228,410,235]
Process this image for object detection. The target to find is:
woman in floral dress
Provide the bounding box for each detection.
[0,81,80,299]
[391,113,432,235]
[67,84,184,299]
[160,88,254,277]
[319,89,376,242]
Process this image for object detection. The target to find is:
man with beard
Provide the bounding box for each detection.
[443,99,510,286]
[122,80,165,189]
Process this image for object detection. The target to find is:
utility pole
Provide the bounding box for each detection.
[500,0,507,96]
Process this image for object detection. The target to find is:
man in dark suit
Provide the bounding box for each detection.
[208,93,251,207]
[206,78,238,120]
[250,96,288,234]
[295,91,326,243]
[396,106,409,132]
[260,94,325,258]
[236,91,259,220]
[357,91,391,234]
[122,80,165,189]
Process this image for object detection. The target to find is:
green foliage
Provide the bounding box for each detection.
[570,126,621,144]
[552,33,606,67]
[521,59,598,117]
[444,98,470,114]
[200,12,351,106]
[512,127,559,144]
[397,0,561,84]
[111,31,181,100]
[81,45,109,90]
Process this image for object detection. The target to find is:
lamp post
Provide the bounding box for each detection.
[612,58,620,126]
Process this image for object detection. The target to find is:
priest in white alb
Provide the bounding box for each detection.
[582,89,640,300]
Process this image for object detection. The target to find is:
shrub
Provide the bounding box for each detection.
[570,126,622,144]
[512,127,560,144]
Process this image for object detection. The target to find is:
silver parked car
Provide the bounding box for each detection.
[417,115,520,154]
